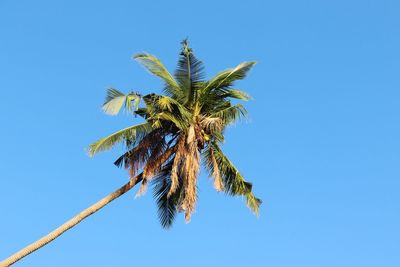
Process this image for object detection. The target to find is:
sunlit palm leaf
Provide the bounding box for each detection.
[133,53,183,99]
[206,143,261,215]
[142,93,191,130]
[156,112,188,130]
[88,122,152,156]
[174,39,205,105]
[102,88,140,115]
[204,61,256,92]
[210,104,248,125]
[155,95,192,119]
[223,89,252,101]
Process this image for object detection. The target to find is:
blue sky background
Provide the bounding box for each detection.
[1,0,399,266]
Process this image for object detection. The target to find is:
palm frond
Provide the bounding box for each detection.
[202,144,223,191]
[88,122,152,156]
[181,138,201,222]
[142,93,191,130]
[153,112,187,131]
[143,144,176,179]
[204,61,256,92]
[210,104,248,125]
[102,88,141,115]
[174,39,205,105]
[155,95,192,119]
[205,143,261,215]
[113,129,162,171]
[133,53,182,98]
[152,160,183,228]
[169,135,185,197]
[223,89,252,101]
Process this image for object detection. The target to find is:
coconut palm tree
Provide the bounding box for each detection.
[1,40,261,266]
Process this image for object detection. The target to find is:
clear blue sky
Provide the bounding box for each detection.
[1,0,399,266]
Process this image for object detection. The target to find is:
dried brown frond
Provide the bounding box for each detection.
[210,148,223,192]
[135,179,148,198]
[181,139,200,222]
[185,210,191,223]
[143,145,176,178]
[128,162,137,179]
[142,138,166,178]
[123,130,162,178]
[168,135,186,197]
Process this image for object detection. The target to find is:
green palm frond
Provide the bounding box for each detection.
[174,39,205,105]
[197,95,230,116]
[246,192,262,215]
[155,95,192,119]
[102,88,141,115]
[223,89,252,101]
[210,104,248,125]
[88,122,152,157]
[156,112,188,130]
[206,143,261,215]
[152,160,183,228]
[142,93,191,130]
[203,61,256,92]
[142,94,190,116]
[197,87,250,115]
[133,53,183,99]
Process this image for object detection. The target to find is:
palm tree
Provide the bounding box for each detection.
[1,40,261,266]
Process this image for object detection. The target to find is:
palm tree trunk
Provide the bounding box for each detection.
[1,176,142,267]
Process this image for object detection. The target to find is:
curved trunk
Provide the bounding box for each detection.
[1,176,142,267]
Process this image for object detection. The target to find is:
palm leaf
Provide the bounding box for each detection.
[154,95,192,119]
[102,88,141,115]
[113,129,163,173]
[155,112,188,130]
[174,39,205,105]
[142,93,191,130]
[205,143,262,215]
[202,144,223,191]
[197,87,251,116]
[88,122,152,156]
[133,53,183,99]
[210,104,248,125]
[152,160,183,228]
[204,61,256,92]
[223,89,252,101]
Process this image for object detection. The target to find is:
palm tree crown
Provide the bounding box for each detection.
[89,40,261,228]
